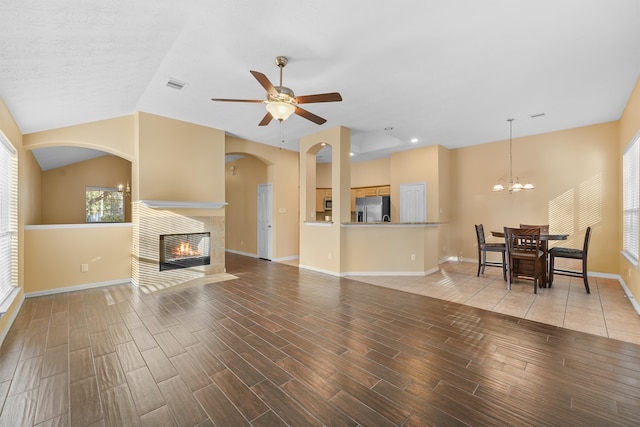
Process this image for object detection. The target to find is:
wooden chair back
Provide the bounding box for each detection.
[519,224,549,233]
[506,227,542,254]
[475,224,487,246]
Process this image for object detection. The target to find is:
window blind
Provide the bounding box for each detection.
[0,133,17,306]
[623,134,639,264]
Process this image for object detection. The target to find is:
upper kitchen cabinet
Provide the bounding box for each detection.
[350,185,390,211]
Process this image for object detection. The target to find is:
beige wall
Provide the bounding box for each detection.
[390,145,442,223]
[300,127,351,273]
[450,121,620,275]
[351,157,391,188]
[343,225,439,274]
[24,224,132,293]
[23,151,42,225]
[316,162,331,188]
[24,115,135,161]
[619,76,640,299]
[319,157,392,190]
[226,136,300,260]
[137,112,225,204]
[225,155,267,254]
[41,155,132,224]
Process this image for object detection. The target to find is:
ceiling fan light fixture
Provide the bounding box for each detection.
[266,101,295,121]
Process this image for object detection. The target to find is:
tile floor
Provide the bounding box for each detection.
[346,260,640,345]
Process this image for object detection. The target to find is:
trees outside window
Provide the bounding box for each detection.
[85,187,124,223]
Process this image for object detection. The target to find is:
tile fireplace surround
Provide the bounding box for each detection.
[131,201,225,290]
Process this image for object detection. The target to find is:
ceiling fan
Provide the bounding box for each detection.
[211,56,342,126]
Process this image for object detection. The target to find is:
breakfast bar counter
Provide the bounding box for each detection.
[340,222,440,276]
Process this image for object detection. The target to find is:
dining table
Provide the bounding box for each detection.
[491,229,568,288]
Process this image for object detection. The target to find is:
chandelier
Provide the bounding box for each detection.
[492,119,534,193]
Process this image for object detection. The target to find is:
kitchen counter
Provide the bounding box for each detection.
[300,220,441,276]
[341,222,439,226]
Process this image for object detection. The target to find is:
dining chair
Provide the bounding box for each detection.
[519,224,551,283]
[475,224,506,280]
[520,224,549,232]
[504,227,546,293]
[548,227,592,293]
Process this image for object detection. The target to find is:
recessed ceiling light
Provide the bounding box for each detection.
[166,78,188,91]
[410,138,419,144]
[350,152,355,157]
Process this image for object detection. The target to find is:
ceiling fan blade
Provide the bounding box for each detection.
[294,107,327,125]
[258,112,273,126]
[211,98,264,103]
[295,92,343,104]
[250,70,278,98]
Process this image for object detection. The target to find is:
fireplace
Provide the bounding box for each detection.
[159,232,211,271]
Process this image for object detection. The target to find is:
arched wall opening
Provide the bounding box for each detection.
[224,152,269,256]
[26,144,132,224]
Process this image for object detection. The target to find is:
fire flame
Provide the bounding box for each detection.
[172,241,200,257]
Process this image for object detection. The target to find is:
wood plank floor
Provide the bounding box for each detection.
[1,252,640,426]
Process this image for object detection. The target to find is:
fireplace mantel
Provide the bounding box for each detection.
[140,200,227,209]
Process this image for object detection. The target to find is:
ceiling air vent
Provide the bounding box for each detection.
[166,78,187,91]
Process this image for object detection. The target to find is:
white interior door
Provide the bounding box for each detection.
[257,183,273,260]
[400,182,427,222]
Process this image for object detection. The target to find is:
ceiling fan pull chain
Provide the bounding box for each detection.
[280,120,285,147]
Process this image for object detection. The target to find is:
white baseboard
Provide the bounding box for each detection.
[24,278,132,298]
[273,255,299,263]
[225,249,257,258]
[298,264,439,278]
[298,264,342,277]
[344,271,427,277]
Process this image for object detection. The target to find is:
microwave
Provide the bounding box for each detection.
[323,197,332,211]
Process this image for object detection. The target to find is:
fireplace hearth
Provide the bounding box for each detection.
[159,232,211,271]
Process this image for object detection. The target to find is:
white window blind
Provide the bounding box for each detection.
[0,132,18,307]
[623,134,639,265]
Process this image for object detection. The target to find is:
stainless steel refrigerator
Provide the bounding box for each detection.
[355,196,391,222]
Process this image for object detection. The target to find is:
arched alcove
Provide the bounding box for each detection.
[28,145,132,224]
[224,153,269,255]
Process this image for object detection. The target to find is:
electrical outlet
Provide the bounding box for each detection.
[81,264,89,273]
[410,253,416,261]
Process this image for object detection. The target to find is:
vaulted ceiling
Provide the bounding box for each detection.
[1,0,639,168]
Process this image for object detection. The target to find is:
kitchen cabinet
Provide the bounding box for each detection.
[377,185,390,196]
[363,187,378,197]
[350,186,390,211]
[321,186,391,212]
[316,188,331,212]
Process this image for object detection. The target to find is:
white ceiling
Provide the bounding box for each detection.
[1,0,639,169]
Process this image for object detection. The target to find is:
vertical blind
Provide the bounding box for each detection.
[0,132,17,306]
[623,134,639,264]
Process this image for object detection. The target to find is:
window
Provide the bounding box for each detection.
[0,131,18,311]
[85,186,125,223]
[623,133,639,266]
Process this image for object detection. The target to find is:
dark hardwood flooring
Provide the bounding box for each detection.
[1,252,640,426]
